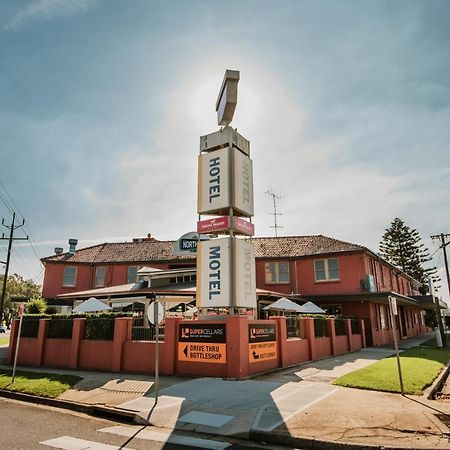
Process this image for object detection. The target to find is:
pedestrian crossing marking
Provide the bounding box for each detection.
[40,436,135,450]
[99,425,231,449]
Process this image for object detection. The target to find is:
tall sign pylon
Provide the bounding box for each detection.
[196,70,256,314]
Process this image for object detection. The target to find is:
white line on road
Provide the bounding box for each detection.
[98,425,231,449]
[40,436,136,450]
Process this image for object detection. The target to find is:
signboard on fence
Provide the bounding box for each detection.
[178,323,226,364]
[248,323,277,363]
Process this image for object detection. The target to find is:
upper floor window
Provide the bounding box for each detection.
[63,266,77,287]
[314,258,339,282]
[95,267,106,287]
[265,261,290,284]
[127,266,139,284]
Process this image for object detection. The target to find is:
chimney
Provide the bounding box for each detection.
[68,239,78,255]
[54,247,64,255]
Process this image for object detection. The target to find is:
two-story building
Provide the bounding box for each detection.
[41,234,439,346]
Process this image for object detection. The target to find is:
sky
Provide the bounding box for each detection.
[0,0,449,300]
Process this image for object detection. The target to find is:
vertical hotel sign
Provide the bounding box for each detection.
[196,70,257,310]
[197,237,256,308]
[198,147,254,217]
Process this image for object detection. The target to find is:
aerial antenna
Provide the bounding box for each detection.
[265,189,283,237]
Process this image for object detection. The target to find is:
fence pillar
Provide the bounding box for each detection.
[227,316,249,379]
[345,319,353,352]
[161,317,181,375]
[327,319,336,355]
[303,318,316,361]
[112,317,131,372]
[70,318,85,369]
[7,319,19,364]
[360,319,366,348]
[271,316,288,368]
[35,319,50,366]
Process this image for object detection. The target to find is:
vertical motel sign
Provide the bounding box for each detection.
[197,70,256,310]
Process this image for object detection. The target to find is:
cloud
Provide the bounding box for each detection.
[5,0,96,31]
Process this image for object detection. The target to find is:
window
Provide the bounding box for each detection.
[314,258,339,282]
[264,262,290,284]
[95,267,106,287]
[63,266,77,287]
[127,266,138,284]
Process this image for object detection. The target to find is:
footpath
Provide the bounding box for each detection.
[2,333,450,449]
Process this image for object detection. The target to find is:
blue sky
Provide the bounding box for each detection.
[0,0,449,299]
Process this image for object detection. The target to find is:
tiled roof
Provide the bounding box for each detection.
[41,235,367,264]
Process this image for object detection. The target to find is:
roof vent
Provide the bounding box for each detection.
[54,247,64,255]
[68,238,78,255]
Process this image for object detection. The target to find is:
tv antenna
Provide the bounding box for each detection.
[266,189,283,237]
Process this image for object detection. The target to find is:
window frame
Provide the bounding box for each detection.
[63,266,77,287]
[127,266,139,284]
[314,258,340,282]
[95,266,106,287]
[264,261,290,284]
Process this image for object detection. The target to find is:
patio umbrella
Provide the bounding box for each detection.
[72,297,112,313]
[263,297,303,313]
[298,301,326,314]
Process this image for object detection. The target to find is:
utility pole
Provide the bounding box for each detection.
[0,212,29,323]
[430,233,450,347]
[266,189,283,237]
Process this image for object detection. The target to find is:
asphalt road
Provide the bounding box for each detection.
[1,398,296,450]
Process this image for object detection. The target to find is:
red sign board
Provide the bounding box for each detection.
[197,216,254,236]
[18,305,24,317]
[234,217,255,236]
[197,217,229,234]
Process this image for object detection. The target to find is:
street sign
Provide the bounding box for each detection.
[147,301,164,325]
[197,216,255,236]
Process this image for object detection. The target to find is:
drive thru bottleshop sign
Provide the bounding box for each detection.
[178,323,226,363]
[197,147,254,217]
[197,237,256,309]
[248,323,277,363]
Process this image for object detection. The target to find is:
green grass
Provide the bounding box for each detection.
[0,370,82,398]
[334,344,450,395]
[0,337,9,346]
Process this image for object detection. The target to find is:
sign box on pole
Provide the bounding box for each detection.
[197,147,254,217]
[197,237,256,308]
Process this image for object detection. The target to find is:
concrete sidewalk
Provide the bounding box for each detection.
[2,332,450,449]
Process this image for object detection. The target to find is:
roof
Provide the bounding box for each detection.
[42,235,366,264]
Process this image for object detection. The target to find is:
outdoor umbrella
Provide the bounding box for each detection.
[298,301,326,314]
[263,297,303,313]
[72,297,112,313]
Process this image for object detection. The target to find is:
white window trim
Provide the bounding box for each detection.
[95,266,106,287]
[63,266,77,287]
[264,261,290,284]
[314,258,340,282]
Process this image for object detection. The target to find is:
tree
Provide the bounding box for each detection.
[379,217,440,291]
[0,273,41,325]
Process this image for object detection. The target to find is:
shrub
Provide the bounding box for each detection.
[26,297,47,315]
[334,319,346,336]
[48,318,73,339]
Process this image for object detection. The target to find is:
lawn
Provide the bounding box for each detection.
[334,344,450,395]
[0,337,9,346]
[0,370,82,398]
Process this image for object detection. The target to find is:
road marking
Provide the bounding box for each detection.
[40,436,135,450]
[99,425,231,449]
